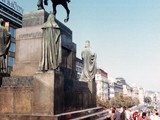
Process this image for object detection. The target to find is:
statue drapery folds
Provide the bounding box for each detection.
[0,18,11,73]
[39,13,62,72]
[80,40,97,81]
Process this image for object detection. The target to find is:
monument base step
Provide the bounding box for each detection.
[0,114,58,120]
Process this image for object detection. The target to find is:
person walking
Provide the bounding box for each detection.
[120,106,127,120]
[138,112,151,120]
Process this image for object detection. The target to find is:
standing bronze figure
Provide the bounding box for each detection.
[39,13,62,72]
[0,19,11,73]
[37,0,70,22]
[80,41,97,81]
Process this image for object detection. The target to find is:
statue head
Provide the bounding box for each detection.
[47,13,55,23]
[0,18,4,26]
[85,40,90,48]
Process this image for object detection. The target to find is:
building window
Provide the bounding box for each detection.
[7,56,15,67]
[9,26,16,38]
[9,42,16,52]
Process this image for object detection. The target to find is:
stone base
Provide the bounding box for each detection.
[0,115,58,120]
[0,71,64,115]
[64,80,97,111]
[33,72,54,115]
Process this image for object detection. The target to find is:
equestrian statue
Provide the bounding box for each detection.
[37,0,70,22]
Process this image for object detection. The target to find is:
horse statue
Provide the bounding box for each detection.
[37,0,70,22]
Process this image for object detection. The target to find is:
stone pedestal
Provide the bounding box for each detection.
[11,10,45,76]
[33,72,54,115]
[11,9,76,79]
[0,72,64,115]
[33,71,64,115]
[88,81,97,107]
[0,9,97,118]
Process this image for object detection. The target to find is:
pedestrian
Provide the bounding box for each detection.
[120,106,127,120]
[154,112,160,120]
[111,109,115,120]
[138,112,151,120]
[113,107,121,120]
[150,109,157,120]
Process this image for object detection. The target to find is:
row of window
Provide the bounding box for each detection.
[9,26,16,38]
[7,26,16,68]
[7,56,14,67]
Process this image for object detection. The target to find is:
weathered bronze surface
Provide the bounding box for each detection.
[39,13,62,71]
[0,18,11,73]
[80,41,97,81]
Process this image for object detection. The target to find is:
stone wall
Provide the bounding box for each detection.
[0,115,58,120]
[0,72,64,115]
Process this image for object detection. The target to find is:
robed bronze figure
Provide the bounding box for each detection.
[39,13,62,72]
[80,41,97,81]
[0,18,11,73]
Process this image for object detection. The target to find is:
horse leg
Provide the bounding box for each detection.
[52,3,57,16]
[37,0,44,10]
[62,2,70,22]
[66,0,70,3]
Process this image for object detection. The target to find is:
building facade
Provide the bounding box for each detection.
[0,0,23,73]
[95,68,109,100]
[123,84,133,97]
[114,77,126,96]
[138,87,144,104]
[108,76,115,99]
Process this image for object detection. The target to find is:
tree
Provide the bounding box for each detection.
[96,96,111,108]
[110,93,139,108]
[144,96,152,104]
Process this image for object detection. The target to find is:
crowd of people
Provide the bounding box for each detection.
[103,106,160,120]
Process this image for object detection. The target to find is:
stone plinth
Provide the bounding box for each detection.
[11,25,43,76]
[88,81,97,107]
[33,72,54,115]
[0,88,14,113]
[0,115,58,120]
[64,80,96,111]
[0,71,64,115]
[11,10,76,79]
[22,10,49,27]
[0,77,33,114]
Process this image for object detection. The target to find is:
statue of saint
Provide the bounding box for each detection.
[80,40,97,81]
[39,13,62,72]
[0,18,11,73]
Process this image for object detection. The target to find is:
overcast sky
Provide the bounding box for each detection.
[16,0,160,91]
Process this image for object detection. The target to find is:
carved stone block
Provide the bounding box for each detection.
[0,88,14,113]
[33,72,54,115]
[14,88,32,114]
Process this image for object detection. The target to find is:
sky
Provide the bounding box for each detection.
[16,0,160,91]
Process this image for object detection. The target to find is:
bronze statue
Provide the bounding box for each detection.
[80,40,97,81]
[0,18,11,73]
[37,0,70,22]
[39,13,62,72]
